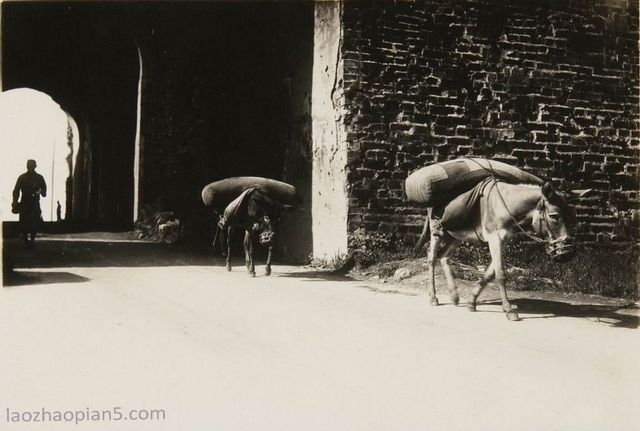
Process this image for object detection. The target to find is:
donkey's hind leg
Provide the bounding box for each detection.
[439,237,461,306]
[426,216,443,306]
[225,227,233,271]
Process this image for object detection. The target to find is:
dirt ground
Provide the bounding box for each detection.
[3,234,639,431]
[349,256,638,325]
[3,231,638,327]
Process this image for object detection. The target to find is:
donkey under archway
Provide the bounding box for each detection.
[218,187,295,277]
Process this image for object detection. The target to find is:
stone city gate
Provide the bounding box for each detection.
[2,1,638,261]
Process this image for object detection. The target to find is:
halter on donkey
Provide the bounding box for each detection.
[414,167,591,321]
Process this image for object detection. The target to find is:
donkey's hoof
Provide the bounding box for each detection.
[506,310,520,321]
[502,304,518,313]
[249,271,256,277]
[265,267,272,276]
[467,302,477,312]
[226,265,232,272]
[450,293,460,306]
[429,297,439,306]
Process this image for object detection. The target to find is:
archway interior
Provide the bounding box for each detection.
[1,2,314,259]
[0,88,77,222]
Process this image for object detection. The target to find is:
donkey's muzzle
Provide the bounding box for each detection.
[547,236,576,262]
[259,230,275,245]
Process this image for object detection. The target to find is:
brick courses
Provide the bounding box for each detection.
[341,0,639,244]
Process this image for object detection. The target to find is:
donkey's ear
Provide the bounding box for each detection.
[541,182,557,199]
[564,189,595,202]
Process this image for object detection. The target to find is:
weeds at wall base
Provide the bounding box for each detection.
[503,241,638,300]
[352,233,639,300]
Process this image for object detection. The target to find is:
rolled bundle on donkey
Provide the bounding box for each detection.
[405,157,589,321]
[201,177,301,276]
[405,157,544,207]
[406,158,544,243]
[201,176,301,214]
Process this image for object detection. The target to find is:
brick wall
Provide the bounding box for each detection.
[342,0,639,245]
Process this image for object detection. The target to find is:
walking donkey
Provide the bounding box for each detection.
[202,177,300,277]
[413,175,591,321]
[217,187,294,276]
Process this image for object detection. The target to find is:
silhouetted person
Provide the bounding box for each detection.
[56,201,62,222]
[12,159,47,248]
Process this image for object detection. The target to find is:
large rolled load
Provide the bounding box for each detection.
[405,158,543,206]
[201,176,300,212]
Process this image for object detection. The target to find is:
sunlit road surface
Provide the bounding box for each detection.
[1,238,638,431]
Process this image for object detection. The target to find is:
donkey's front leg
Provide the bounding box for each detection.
[468,263,493,312]
[487,234,519,321]
[264,245,273,276]
[244,230,256,277]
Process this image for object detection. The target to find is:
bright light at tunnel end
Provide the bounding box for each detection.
[0,88,76,222]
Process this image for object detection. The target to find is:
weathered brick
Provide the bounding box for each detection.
[342,0,639,245]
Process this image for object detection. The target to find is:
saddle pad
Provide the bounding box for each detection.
[219,187,257,227]
[405,158,543,206]
[437,177,494,231]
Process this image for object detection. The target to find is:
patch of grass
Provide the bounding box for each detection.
[505,241,638,299]
[450,242,490,281]
[370,259,409,278]
[348,232,413,268]
[447,240,638,300]
[363,234,639,300]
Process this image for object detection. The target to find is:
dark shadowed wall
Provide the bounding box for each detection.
[130,2,314,258]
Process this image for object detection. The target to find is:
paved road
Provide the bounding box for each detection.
[1,237,638,431]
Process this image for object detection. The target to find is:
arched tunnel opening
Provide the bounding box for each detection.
[2,1,140,231]
[0,88,78,224]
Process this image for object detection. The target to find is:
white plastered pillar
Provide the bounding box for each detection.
[311,1,348,259]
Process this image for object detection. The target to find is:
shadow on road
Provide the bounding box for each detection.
[480,298,638,329]
[278,269,355,282]
[3,237,224,270]
[278,252,357,282]
[3,270,90,287]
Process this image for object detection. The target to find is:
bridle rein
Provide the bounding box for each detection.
[475,160,576,261]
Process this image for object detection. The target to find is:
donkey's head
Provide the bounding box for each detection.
[246,188,295,246]
[535,182,592,262]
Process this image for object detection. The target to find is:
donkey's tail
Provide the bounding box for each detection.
[413,215,430,256]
